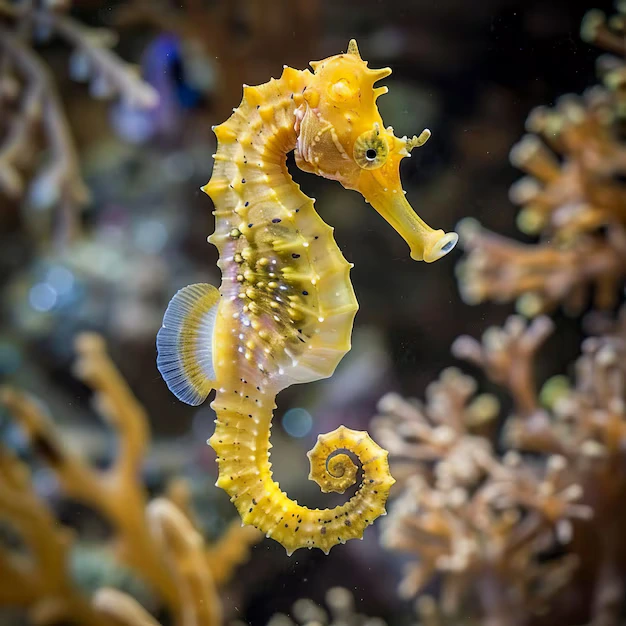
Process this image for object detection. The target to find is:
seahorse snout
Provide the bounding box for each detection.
[358,170,458,263]
[422,231,459,263]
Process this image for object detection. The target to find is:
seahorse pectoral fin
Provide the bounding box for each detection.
[156,283,220,406]
[357,167,458,263]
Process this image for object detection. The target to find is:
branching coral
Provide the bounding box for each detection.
[379,7,626,624]
[96,498,223,626]
[375,340,590,624]
[451,315,560,453]
[582,6,626,114]
[0,445,109,625]
[0,332,260,626]
[460,313,626,626]
[375,312,626,625]
[382,462,585,622]
[456,3,626,316]
[0,0,157,241]
[453,312,626,467]
[373,368,499,491]
[484,314,626,626]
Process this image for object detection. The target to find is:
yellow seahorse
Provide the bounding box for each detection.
[157,40,457,555]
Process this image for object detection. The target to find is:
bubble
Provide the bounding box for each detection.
[29,283,57,312]
[282,408,313,438]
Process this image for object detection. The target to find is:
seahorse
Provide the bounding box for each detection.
[156,40,457,555]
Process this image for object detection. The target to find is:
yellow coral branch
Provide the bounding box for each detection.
[0,387,104,503]
[148,499,222,626]
[165,477,262,587]
[93,588,161,626]
[0,446,108,626]
[73,333,149,483]
[0,339,179,610]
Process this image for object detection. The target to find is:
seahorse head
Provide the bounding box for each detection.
[294,40,457,262]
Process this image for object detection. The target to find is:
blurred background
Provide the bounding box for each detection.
[0,0,616,624]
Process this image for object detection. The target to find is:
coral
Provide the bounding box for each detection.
[451,316,559,453]
[373,368,499,491]
[0,0,157,241]
[95,498,223,626]
[375,311,626,625]
[485,313,626,626]
[375,326,590,622]
[0,332,260,626]
[0,445,108,626]
[456,3,626,316]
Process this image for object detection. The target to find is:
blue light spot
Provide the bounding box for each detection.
[46,265,74,295]
[29,283,57,312]
[282,408,313,438]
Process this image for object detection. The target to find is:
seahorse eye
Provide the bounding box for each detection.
[354,128,388,170]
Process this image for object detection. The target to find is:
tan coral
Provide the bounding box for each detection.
[372,367,499,490]
[400,6,626,624]
[456,218,626,316]
[451,315,562,453]
[387,312,626,625]
[374,316,626,625]
[451,313,626,464]
[380,453,586,623]
[456,5,626,315]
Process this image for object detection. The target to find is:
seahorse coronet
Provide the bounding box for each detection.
[158,40,455,555]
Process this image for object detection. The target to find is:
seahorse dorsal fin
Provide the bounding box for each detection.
[156,283,220,406]
[347,39,361,59]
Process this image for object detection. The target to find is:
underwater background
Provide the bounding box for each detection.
[1,0,625,624]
